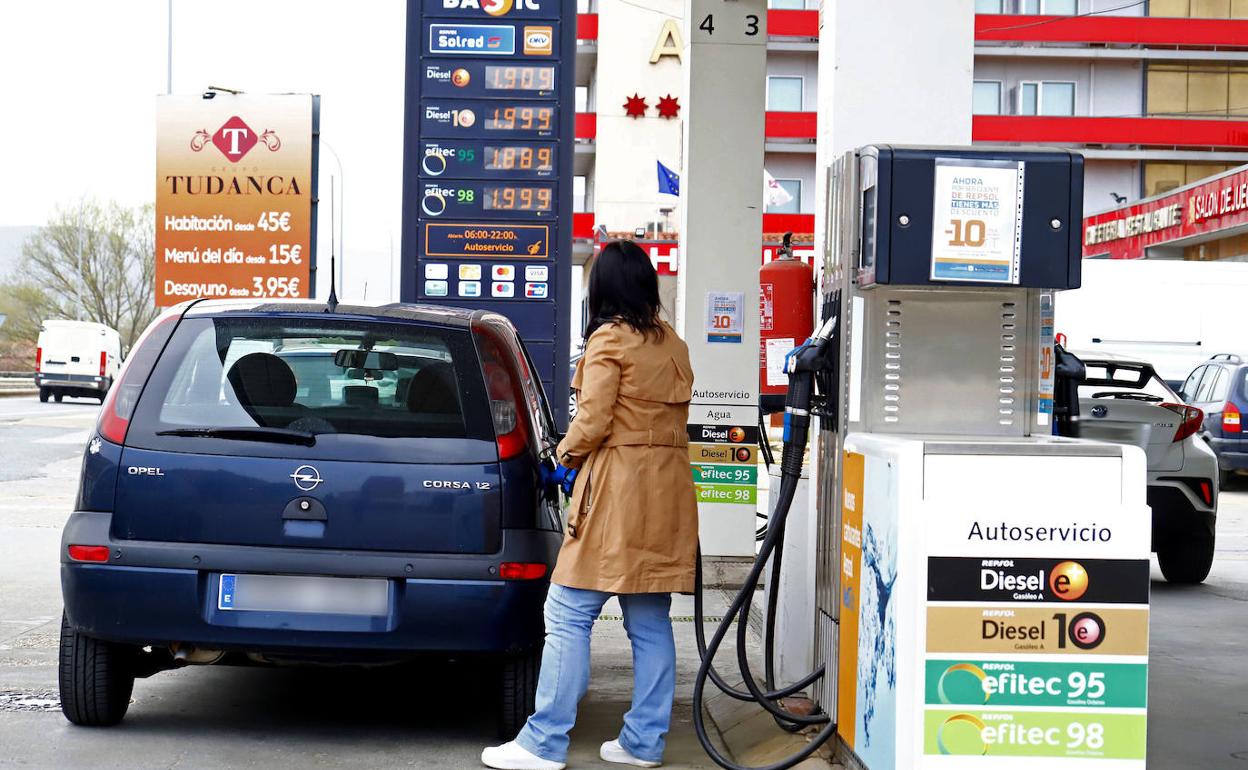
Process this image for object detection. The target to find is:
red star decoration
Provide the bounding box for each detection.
[623,93,648,118]
[656,94,680,119]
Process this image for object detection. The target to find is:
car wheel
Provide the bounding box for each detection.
[38,387,49,403]
[498,647,541,739]
[58,613,136,726]
[1157,534,1216,584]
[54,392,63,403]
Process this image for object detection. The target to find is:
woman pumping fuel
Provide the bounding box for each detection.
[482,241,699,770]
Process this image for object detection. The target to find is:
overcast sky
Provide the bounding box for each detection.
[0,1,407,301]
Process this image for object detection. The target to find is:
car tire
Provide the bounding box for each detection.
[1157,534,1216,584]
[38,387,49,403]
[54,392,63,403]
[58,613,136,726]
[498,647,541,739]
[1220,469,1235,491]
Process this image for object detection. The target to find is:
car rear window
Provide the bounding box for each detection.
[125,315,496,461]
[1079,362,1176,403]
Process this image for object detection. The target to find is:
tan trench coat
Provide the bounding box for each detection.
[552,320,699,594]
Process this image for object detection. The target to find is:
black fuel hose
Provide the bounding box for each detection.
[690,325,839,770]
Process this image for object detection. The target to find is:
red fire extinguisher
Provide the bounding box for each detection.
[759,232,814,412]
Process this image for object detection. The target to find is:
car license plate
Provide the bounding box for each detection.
[217,573,389,616]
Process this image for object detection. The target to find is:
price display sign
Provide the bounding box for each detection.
[421,100,557,138]
[420,181,555,218]
[422,60,558,98]
[154,94,317,305]
[419,140,557,179]
[402,0,574,426]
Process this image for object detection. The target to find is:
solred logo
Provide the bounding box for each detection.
[212,116,258,162]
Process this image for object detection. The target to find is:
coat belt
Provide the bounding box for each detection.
[603,429,688,448]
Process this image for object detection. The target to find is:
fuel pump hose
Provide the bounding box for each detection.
[691,318,840,770]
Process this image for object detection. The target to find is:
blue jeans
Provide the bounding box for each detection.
[514,583,675,764]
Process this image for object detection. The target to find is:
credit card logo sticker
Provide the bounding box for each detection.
[429,24,516,56]
[492,281,515,297]
[524,265,548,281]
[492,264,516,281]
[425,263,449,280]
[525,282,548,298]
[459,264,482,280]
[458,281,482,297]
[424,280,449,297]
[524,25,553,55]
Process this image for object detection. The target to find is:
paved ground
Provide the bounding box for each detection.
[0,394,1246,768]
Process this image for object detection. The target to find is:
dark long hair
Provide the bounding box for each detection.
[585,240,664,340]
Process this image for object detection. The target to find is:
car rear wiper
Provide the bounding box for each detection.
[156,426,317,446]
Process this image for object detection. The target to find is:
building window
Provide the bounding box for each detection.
[973,81,1002,114]
[574,175,587,214]
[767,77,804,111]
[767,179,802,214]
[1019,81,1075,115]
[1021,0,1077,12]
[976,0,1003,12]
[575,85,589,112]
[769,0,807,8]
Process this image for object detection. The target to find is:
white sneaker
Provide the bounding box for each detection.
[481,740,566,770]
[600,738,662,768]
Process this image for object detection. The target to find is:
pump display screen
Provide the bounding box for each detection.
[482,185,553,212]
[485,105,554,132]
[484,145,554,172]
[485,65,555,91]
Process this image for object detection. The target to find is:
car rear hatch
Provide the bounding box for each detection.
[1077,360,1191,473]
[112,312,502,554]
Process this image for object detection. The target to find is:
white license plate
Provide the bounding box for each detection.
[217,573,389,616]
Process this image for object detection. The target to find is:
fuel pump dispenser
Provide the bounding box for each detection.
[694,146,1152,770]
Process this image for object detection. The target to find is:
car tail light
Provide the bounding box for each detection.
[97,313,180,445]
[472,319,534,461]
[35,347,42,374]
[67,545,110,562]
[1161,403,1203,443]
[99,350,107,377]
[499,562,547,580]
[1223,402,1241,434]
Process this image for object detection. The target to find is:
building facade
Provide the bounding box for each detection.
[569,1,1248,339]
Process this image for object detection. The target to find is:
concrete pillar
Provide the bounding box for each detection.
[677,0,768,558]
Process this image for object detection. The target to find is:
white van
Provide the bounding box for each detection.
[1056,259,1248,389]
[35,320,123,403]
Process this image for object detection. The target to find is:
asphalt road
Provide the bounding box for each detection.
[1,394,1246,768]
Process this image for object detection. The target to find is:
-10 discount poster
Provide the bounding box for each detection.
[930,159,1025,285]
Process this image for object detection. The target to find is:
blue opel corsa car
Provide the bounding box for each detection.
[59,300,562,734]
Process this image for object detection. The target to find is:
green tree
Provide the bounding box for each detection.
[19,199,157,347]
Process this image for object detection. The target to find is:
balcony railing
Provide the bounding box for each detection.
[973,114,1248,149]
[974,13,1248,48]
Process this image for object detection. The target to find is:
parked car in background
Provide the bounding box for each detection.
[59,300,562,734]
[1178,354,1248,491]
[35,320,122,403]
[1075,355,1218,584]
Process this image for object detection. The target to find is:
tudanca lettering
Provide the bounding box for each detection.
[163,176,302,196]
[967,521,1111,543]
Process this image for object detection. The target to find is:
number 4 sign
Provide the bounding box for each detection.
[705,291,744,343]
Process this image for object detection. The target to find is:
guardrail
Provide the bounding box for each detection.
[0,372,36,395]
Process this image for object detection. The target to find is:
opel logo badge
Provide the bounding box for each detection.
[1091,405,1108,418]
[290,465,324,491]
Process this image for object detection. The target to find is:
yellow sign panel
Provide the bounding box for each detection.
[687,443,755,465]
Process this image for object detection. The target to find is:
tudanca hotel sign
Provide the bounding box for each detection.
[1083,164,1248,259]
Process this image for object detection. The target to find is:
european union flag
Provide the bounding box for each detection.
[657,161,680,196]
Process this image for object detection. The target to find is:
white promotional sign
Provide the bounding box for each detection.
[930,160,1025,285]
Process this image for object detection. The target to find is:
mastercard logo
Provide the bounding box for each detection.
[1049,560,1088,601]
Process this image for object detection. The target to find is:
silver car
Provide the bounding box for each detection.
[1075,354,1218,584]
